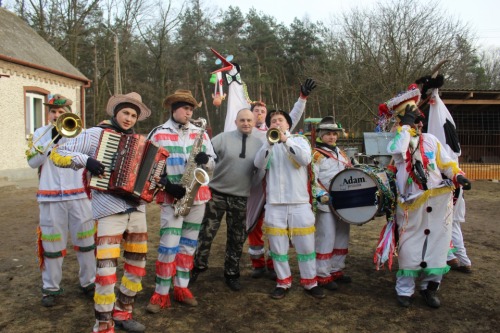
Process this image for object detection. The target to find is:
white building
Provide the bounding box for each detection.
[0,7,90,179]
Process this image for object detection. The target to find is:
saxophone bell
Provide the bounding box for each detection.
[173,168,209,217]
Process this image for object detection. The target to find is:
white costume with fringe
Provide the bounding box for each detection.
[387,125,464,296]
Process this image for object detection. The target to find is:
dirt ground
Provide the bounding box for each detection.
[0,180,499,333]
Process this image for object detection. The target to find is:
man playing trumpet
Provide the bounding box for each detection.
[27,94,96,308]
[254,109,325,300]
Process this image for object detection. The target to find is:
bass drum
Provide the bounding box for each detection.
[328,165,394,225]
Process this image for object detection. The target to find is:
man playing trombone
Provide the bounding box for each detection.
[26,94,96,308]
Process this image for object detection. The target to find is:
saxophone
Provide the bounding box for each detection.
[173,117,210,217]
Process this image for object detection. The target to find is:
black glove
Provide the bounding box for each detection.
[300,78,317,97]
[457,175,471,190]
[51,127,61,144]
[399,104,418,126]
[164,179,186,199]
[86,157,105,176]
[194,152,209,165]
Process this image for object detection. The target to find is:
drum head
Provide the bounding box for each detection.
[328,168,379,225]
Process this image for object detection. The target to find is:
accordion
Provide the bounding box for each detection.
[89,129,169,203]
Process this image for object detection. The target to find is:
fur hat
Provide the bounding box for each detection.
[265,109,292,129]
[317,116,343,138]
[106,92,151,121]
[163,89,202,111]
[44,94,72,112]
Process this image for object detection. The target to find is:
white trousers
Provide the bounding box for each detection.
[265,203,317,289]
[39,199,95,294]
[315,211,350,278]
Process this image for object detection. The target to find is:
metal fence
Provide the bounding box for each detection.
[457,130,500,180]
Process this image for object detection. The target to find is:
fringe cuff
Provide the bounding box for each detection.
[96,274,117,286]
[160,227,182,237]
[276,276,293,286]
[175,253,194,270]
[74,244,96,252]
[149,292,171,308]
[182,221,202,231]
[155,276,172,287]
[44,249,67,258]
[263,225,288,236]
[123,242,148,254]
[77,224,96,239]
[156,261,176,277]
[123,251,146,261]
[289,226,315,237]
[117,291,135,305]
[112,309,132,321]
[317,275,334,285]
[269,251,289,262]
[297,252,316,262]
[97,247,120,260]
[97,259,118,268]
[316,251,334,260]
[173,287,194,302]
[124,263,146,277]
[41,233,62,242]
[123,232,148,242]
[94,292,116,305]
[121,276,142,293]
[300,277,317,287]
[97,235,123,246]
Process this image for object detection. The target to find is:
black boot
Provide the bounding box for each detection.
[420,281,441,308]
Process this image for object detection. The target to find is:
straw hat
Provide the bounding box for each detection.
[163,89,202,110]
[106,92,151,121]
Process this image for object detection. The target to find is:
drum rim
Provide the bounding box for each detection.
[328,166,384,225]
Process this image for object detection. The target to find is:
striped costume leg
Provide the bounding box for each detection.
[330,217,350,280]
[174,204,205,301]
[149,204,183,308]
[93,213,127,332]
[114,211,148,320]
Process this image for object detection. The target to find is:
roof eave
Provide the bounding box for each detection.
[0,54,91,87]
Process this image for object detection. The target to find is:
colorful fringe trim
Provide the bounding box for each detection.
[176,270,190,280]
[149,292,171,308]
[160,227,182,237]
[175,253,194,270]
[97,247,120,259]
[264,225,316,237]
[73,244,96,252]
[317,275,334,285]
[96,274,118,286]
[156,261,176,277]
[94,292,116,305]
[124,263,146,277]
[276,276,293,286]
[155,276,172,287]
[300,277,317,287]
[297,252,316,262]
[97,235,123,246]
[121,276,142,292]
[112,309,132,321]
[316,251,334,260]
[173,287,195,302]
[182,221,202,231]
[77,224,96,239]
[269,251,289,262]
[396,266,451,278]
[122,242,147,253]
[44,249,67,258]
[41,233,62,242]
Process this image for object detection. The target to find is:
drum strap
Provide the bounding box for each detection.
[314,147,351,167]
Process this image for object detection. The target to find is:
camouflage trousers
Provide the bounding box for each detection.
[194,190,248,278]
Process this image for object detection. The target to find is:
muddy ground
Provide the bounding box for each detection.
[0,180,499,333]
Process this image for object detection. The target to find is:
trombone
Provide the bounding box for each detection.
[26,113,82,154]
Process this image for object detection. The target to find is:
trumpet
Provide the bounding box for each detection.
[26,113,83,154]
[266,128,281,144]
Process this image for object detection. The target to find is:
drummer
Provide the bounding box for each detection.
[312,116,353,290]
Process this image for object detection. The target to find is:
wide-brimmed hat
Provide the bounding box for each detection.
[106,92,151,121]
[163,89,202,110]
[44,94,72,112]
[265,109,292,129]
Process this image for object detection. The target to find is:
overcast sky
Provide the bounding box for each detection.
[210,0,500,49]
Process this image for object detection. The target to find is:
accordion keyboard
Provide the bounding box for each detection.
[89,131,121,190]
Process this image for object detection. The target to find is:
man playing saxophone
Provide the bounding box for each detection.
[146,89,215,313]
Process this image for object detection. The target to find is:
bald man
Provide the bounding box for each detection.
[192,109,263,291]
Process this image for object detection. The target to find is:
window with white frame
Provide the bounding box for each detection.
[25,92,46,135]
